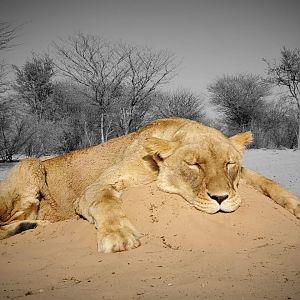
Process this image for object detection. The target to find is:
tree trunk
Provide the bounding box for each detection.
[297,98,300,149]
[297,112,300,149]
[100,112,105,144]
[121,108,129,135]
[297,123,300,149]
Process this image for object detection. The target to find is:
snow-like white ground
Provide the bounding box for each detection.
[0,162,14,181]
[0,149,299,195]
[243,149,300,196]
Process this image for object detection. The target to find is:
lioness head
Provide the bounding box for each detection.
[144,125,252,214]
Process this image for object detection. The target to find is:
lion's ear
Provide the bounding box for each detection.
[229,131,253,153]
[144,137,179,159]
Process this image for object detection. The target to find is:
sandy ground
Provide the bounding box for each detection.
[0,150,299,299]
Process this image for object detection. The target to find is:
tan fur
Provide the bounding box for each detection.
[0,118,299,252]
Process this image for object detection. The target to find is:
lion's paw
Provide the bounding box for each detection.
[285,199,300,219]
[97,222,141,253]
[294,203,300,219]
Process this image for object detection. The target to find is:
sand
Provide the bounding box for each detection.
[0,150,300,299]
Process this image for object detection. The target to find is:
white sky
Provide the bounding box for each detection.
[1,0,300,95]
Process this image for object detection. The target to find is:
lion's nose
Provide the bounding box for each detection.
[207,193,229,204]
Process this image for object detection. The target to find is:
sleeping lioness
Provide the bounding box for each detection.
[0,118,299,252]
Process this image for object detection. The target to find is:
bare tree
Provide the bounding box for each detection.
[251,98,298,149]
[53,34,179,140]
[150,88,207,122]
[208,73,271,132]
[0,21,22,159]
[263,47,300,148]
[0,63,8,96]
[12,54,55,120]
[53,33,129,143]
[118,44,178,134]
[0,21,22,95]
[0,21,21,51]
[0,113,33,161]
[0,65,9,141]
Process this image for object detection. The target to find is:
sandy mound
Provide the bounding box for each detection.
[1,182,300,299]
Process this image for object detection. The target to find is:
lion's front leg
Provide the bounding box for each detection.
[76,184,141,253]
[241,167,300,218]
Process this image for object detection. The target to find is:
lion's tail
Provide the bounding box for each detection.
[241,167,300,218]
[0,221,38,239]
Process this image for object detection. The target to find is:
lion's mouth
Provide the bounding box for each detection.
[192,195,241,214]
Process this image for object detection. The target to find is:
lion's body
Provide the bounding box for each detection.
[0,118,299,252]
[42,133,136,219]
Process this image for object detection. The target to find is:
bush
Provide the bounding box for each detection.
[249,100,297,149]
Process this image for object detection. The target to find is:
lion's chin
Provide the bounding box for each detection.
[220,196,241,213]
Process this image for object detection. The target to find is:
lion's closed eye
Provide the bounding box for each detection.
[226,161,239,178]
[226,161,238,171]
[185,161,203,171]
